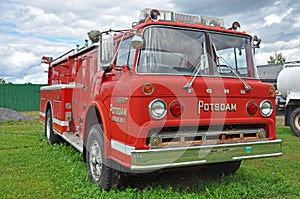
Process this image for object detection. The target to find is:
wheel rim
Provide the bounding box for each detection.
[46,115,51,140]
[89,140,102,182]
[294,113,300,131]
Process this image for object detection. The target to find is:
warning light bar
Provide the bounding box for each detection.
[139,8,225,27]
[41,56,53,64]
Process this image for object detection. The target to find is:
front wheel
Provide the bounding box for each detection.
[289,107,300,137]
[86,125,123,190]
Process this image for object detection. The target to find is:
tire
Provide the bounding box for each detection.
[85,125,123,190]
[45,109,62,144]
[206,161,242,176]
[289,107,300,137]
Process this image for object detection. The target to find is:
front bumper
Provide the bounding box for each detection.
[131,139,282,171]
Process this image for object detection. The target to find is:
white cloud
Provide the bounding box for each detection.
[0,0,176,83]
[0,0,299,83]
[12,64,49,84]
[264,8,293,26]
[254,35,300,65]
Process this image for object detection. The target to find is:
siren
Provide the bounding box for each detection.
[149,9,161,21]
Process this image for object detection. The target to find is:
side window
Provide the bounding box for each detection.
[116,38,134,68]
[128,47,135,69]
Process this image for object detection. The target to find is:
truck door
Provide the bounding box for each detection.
[73,55,90,132]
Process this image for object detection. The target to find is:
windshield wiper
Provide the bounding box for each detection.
[183,43,208,89]
[212,43,252,91]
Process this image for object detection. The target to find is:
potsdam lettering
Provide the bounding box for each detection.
[198,100,237,114]
[110,104,127,116]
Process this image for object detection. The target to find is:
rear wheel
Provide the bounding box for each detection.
[289,107,300,137]
[86,125,123,190]
[45,109,62,144]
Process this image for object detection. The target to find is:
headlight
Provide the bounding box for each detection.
[149,99,167,119]
[260,100,273,117]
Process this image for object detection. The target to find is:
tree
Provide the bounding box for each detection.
[268,53,286,65]
[0,77,12,84]
[0,77,6,84]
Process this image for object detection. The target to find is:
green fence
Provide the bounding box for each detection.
[0,84,44,112]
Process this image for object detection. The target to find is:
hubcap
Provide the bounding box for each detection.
[89,140,102,182]
[294,114,300,131]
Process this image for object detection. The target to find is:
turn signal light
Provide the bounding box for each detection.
[170,101,184,118]
[142,83,154,95]
[268,87,276,97]
[247,101,258,116]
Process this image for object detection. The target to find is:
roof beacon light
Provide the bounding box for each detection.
[41,56,53,64]
[139,8,224,27]
[201,16,224,27]
[252,35,261,48]
[232,21,241,31]
[150,9,161,21]
[140,8,172,22]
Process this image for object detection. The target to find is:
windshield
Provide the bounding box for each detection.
[210,33,255,77]
[137,26,257,78]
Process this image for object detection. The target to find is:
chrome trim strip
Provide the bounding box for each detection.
[133,139,282,153]
[111,139,135,156]
[130,139,282,171]
[131,160,207,170]
[232,152,283,160]
[40,84,75,91]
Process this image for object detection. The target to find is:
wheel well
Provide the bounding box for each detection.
[83,106,102,162]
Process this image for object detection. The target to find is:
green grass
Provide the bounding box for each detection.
[0,116,299,198]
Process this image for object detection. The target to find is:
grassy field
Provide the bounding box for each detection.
[0,114,299,198]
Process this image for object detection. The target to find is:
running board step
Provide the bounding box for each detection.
[62,132,83,152]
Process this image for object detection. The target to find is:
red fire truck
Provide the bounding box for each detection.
[40,8,282,190]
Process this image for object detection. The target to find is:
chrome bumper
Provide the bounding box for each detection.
[131,139,282,171]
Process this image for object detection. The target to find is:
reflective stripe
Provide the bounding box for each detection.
[53,118,69,126]
[40,112,46,117]
[111,139,135,156]
[40,111,68,127]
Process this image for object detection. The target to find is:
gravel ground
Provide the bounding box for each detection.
[0,107,34,122]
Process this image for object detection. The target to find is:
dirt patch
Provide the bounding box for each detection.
[0,108,34,122]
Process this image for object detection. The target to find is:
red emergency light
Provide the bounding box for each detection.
[41,56,53,64]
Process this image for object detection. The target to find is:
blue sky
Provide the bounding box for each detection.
[0,0,299,83]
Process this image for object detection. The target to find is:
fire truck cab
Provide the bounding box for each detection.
[40,8,282,190]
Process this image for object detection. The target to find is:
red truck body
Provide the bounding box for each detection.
[40,8,282,190]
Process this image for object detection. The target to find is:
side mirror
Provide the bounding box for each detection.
[100,34,114,71]
[131,35,144,49]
